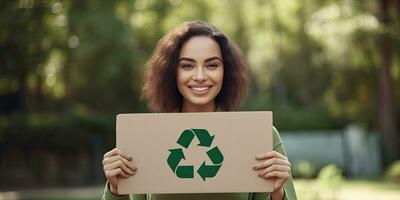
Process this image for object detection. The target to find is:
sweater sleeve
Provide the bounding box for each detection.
[252,127,297,200]
[102,181,146,200]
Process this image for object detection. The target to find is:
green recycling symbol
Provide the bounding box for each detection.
[167,129,224,181]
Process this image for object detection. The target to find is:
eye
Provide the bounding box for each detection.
[208,63,219,69]
[181,63,193,70]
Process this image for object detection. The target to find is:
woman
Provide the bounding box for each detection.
[102,21,297,200]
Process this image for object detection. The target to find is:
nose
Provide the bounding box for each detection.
[193,66,207,81]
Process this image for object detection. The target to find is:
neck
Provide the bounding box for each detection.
[181,101,216,112]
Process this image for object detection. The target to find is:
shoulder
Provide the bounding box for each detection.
[272,126,283,149]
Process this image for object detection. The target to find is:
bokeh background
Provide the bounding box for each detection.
[1,0,400,199]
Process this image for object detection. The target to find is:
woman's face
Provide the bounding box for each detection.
[176,36,224,111]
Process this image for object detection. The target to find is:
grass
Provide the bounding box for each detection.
[30,199,98,200]
[2,179,400,200]
[294,179,400,200]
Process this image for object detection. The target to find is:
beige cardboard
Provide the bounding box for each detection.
[116,111,273,194]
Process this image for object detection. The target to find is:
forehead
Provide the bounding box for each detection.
[179,36,222,59]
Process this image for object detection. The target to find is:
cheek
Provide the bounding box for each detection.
[214,67,224,85]
[176,70,191,87]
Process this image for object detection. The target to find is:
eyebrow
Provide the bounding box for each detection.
[178,56,222,63]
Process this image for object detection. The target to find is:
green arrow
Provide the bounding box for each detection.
[167,148,185,172]
[207,146,224,164]
[197,162,222,181]
[192,129,214,147]
[176,165,194,178]
[177,129,195,149]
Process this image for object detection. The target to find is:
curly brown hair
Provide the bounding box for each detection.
[141,21,249,112]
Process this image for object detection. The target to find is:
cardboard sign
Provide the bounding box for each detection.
[116,111,273,194]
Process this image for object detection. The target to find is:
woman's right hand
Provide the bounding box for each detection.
[102,148,137,196]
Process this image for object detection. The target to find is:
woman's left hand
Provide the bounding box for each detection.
[253,151,291,198]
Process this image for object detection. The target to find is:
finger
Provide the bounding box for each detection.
[258,165,291,177]
[262,171,289,179]
[253,158,290,170]
[103,148,132,160]
[104,148,132,160]
[256,151,286,160]
[103,155,136,170]
[104,160,135,175]
[105,168,132,179]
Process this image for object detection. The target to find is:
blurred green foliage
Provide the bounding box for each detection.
[292,160,316,178]
[0,111,115,150]
[318,164,344,185]
[385,160,400,183]
[317,164,344,199]
[0,0,399,151]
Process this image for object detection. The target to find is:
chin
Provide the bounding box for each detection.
[186,97,213,106]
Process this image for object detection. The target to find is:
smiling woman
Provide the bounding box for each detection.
[101,21,297,200]
[141,21,249,112]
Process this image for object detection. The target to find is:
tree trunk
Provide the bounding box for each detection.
[378,0,399,166]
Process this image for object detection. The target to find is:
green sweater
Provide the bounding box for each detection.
[102,127,297,200]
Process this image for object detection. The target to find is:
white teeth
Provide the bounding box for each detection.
[190,86,210,92]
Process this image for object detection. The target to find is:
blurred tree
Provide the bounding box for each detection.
[65,0,143,113]
[1,0,400,187]
[0,0,52,113]
[377,0,399,165]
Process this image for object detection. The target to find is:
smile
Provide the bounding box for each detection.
[189,86,212,93]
